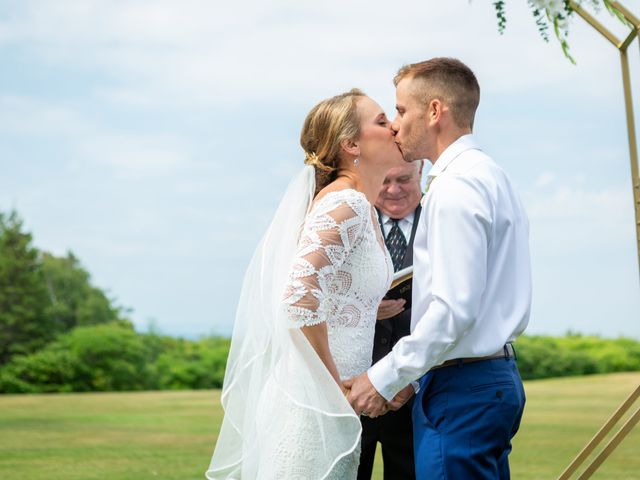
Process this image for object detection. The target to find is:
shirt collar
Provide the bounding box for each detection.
[380,211,415,226]
[426,134,481,179]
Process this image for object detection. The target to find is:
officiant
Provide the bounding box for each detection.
[358,160,423,480]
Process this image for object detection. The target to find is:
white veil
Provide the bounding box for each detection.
[206,166,361,479]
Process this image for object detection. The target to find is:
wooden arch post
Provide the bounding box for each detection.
[557,3,640,479]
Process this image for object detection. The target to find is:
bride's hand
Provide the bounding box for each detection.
[340,381,351,397]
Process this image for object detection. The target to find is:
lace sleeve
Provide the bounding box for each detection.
[282,196,366,328]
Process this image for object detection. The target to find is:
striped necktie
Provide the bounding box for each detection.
[385,219,406,272]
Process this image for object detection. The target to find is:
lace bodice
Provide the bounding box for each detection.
[283,189,393,379]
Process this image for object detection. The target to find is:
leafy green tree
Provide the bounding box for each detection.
[0,211,53,364]
[42,252,122,331]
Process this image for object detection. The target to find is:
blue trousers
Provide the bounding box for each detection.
[413,357,526,480]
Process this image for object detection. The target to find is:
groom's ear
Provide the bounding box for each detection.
[427,99,442,126]
[340,138,360,158]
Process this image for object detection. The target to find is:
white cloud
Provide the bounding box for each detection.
[0,95,92,136]
[523,179,635,255]
[535,171,557,188]
[75,132,191,177]
[521,177,639,337]
[526,183,630,222]
[2,0,637,109]
[0,93,194,178]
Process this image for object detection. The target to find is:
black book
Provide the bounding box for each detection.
[385,266,413,309]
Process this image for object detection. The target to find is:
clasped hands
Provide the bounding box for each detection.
[341,372,414,418]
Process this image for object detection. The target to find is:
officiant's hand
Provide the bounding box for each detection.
[377,299,405,320]
[386,384,415,411]
[344,373,387,418]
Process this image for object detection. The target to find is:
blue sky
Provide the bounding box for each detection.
[1,0,639,338]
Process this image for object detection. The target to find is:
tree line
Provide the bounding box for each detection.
[0,210,227,393]
[1,209,639,394]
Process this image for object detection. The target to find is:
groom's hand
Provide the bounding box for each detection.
[344,372,387,418]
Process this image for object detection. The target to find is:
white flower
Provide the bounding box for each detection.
[492,1,625,63]
[532,0,564,14]
[531,0,566,17]
[556,16,569,31]
[530,0,570,31]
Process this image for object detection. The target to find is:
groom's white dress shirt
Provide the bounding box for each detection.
[368,134,532,401]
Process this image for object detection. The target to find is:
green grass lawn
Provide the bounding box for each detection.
[1,372,638,479]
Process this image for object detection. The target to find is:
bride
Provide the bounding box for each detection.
[206,88,405,479]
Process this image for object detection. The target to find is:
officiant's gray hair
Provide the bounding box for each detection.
[394,58,480,129]
[301,88,366,195]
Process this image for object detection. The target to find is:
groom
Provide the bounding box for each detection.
[346,58,532,479]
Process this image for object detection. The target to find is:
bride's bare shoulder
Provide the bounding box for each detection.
[312,180,361,206]
[307,182,368,224]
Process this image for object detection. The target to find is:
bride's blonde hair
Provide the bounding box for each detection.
[300,88,365,195]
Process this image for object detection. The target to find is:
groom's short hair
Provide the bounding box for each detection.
[394,58,480,129]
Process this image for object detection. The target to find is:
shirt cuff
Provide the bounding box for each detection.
[367,354,406,401]
[411,380,420,395]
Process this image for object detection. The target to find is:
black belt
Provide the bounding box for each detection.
[430,343,516,371]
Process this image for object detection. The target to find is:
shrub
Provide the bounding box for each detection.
[3,329,637,393]
[0,323,153,393]
[154,337,229,390]
[515,335,640,381]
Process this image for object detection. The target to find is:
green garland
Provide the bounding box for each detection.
[492,0,627,63]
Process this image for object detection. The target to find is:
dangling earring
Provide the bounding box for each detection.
[353,157,360,167]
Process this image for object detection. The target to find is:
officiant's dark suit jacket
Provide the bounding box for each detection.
[357,203,421,480]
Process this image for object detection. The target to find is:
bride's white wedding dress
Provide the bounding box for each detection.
[278,189,393,478]
[206,168,392,480]
[284,189,393,378]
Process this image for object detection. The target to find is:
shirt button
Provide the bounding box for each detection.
[381,338,388,345]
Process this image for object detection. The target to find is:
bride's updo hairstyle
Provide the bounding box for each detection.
[300,88,366,196]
